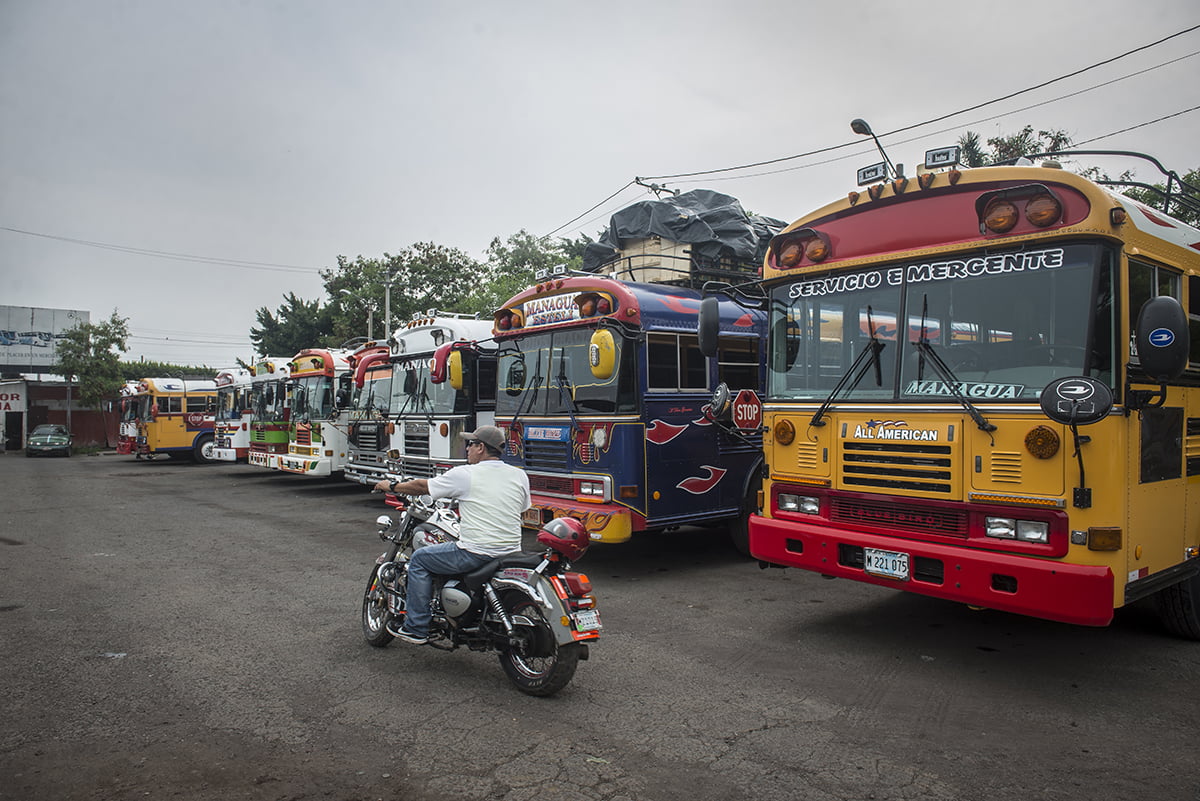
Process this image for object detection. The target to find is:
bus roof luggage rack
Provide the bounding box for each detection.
[581,189,785,288]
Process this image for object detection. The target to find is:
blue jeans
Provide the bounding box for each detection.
[402,542,492,636]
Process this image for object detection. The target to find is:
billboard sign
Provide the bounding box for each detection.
[0,306,90,374]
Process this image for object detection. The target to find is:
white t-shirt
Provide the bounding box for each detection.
[427,459,531,557]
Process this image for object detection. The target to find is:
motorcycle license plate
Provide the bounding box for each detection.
[863,547,910,581]
[522,508,542,527]
[572,609,602,632]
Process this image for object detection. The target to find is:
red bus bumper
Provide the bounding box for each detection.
[750,516,1115,627]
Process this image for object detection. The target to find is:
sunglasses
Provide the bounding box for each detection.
[465,439,482,447]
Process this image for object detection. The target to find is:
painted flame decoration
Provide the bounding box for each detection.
[677,466,727,495]
[646,420,688,445]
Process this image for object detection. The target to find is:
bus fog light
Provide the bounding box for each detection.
[986,517,1017,539]
[1017,521,1049,543]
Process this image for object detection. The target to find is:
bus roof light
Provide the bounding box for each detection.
[982,199,1019,234]
[1025,193,1063,227]
[771,228,832,269]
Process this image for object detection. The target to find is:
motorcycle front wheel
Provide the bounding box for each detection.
[498,593,581,697]
[361,565,396,647]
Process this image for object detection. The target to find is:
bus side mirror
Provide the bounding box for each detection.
[447,350,465,391]
[1134,295,1189,381]
[697,297,719,358]
[1039,377,1113,426]
[335,389,351,409]
[589,329,616,380]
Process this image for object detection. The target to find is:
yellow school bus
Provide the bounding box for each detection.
[702,150,1200,637]
[122,377,218,462]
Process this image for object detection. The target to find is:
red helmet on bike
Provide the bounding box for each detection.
[537,516,590,560]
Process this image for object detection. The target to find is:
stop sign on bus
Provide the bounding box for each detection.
[731,389,762,430]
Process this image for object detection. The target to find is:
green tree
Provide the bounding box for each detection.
[464,230,575,316]
[249,292,334,357]
[53,310,130,409]
[118,360,215,380]
[323,244,488,339]
[957,125,1073,167]
[1122,166,1200,227]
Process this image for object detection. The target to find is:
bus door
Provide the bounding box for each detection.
[1127,260,1187,581]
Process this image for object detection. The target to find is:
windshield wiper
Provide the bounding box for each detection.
[913,295,996,434]
[554,350,582,433]
[811,305,886,427]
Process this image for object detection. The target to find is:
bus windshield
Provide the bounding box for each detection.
[391,358,462,416]
[216,387,244,421]
[496,327,637,416]
[292,375,333,421]
[768,242,1114,402]
[353,372,393,417]
[252,381,286,419]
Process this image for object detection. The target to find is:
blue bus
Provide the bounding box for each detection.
[486,272,767,550]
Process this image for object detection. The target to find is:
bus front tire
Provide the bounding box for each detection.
[193,434,216,464]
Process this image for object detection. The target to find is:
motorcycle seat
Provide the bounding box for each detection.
[461,552,544,592]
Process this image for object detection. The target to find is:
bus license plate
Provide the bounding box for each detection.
[863,548,910,581]
[572,609,602,632]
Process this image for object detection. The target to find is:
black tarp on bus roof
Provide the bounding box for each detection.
[581,189,786,273]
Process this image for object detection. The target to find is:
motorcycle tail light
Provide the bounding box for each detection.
[564,572,592,595]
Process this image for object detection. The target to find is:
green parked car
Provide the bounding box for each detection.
[26,424,72,457]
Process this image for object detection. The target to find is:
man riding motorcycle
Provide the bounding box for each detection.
[372,425,531,644]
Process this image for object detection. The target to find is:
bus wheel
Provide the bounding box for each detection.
[1156,570,1200,640]
[729,483,759,557]
[193,434,216,463]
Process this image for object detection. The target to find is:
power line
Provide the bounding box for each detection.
[540,180,637,239]
[1075,104,1200,146]
[639,23,1200,181]
[0,225,322,273]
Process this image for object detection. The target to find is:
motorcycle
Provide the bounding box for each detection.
[361,494,601,696]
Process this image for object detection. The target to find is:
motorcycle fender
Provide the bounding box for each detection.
[489,575,577,646]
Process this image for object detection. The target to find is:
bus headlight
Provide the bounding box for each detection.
[778,493,820,514]
[986,517,1049,543]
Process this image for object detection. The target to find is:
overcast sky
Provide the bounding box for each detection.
[2,1,1197,369]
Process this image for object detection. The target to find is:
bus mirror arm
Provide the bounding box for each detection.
[1067,417,1092,509]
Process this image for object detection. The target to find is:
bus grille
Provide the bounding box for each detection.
[530,474,573,496]
[355,423,383,451]
[841,442,952,494]
[404,422,430,458]
[524,440,570,471]
[830,496,967,537]
[295,426,312,446]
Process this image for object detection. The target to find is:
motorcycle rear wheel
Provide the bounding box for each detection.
[362,565,396,647]
[498,594,581,697]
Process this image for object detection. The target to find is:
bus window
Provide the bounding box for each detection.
[647,333,707,392]
[1189,275,1200,370]
[158,396,181,414]
[717,337,758,390]
[186,395,209,413]
[1129,259,1182,371]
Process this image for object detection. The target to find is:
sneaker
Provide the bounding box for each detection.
[386,620,428,644]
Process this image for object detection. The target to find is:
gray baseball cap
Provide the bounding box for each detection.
[460,425,505,450]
